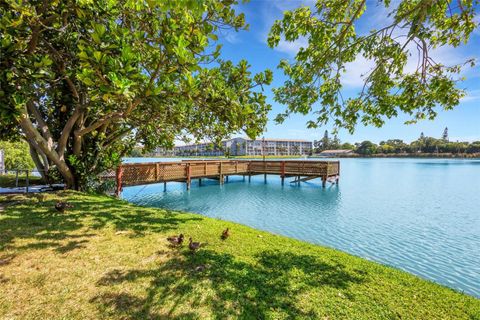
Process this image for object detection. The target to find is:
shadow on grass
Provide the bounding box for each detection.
[92,248,366,319]
[0,194,201,252]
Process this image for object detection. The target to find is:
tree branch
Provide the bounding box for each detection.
[75,112,124,137]
[57,107,84,159]
[27,101,54,150]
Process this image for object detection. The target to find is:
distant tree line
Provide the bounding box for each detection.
[314,128,480,155]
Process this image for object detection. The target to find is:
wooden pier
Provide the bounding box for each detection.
[115,160,340,195]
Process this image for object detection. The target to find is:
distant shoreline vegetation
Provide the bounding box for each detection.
[312,128,480,158]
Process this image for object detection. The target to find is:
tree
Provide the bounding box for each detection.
[340,142,355,150]
[268,0,477,133]
[0,140,35,170]
[466,141,480,154]
[442,127,449,141]
[331,135,341,149]
[356,141,377,155]
[1,0,272,189]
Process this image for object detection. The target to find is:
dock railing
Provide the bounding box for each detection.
[115,160,340,195]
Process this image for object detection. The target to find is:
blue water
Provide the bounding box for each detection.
[122,157,480,297]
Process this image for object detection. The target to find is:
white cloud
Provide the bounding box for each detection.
[460,89,480,103]
[473,15,480,35]
[342,55,375,88]
[218,28,241,44]
[274,37,308,56]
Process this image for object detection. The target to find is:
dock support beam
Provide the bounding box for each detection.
[219,162,223,185]
[322,175,326,188]
[248,175,251,183]
[186,163,191,190]
[199,178,202,186]
[264,173,267,184]
[164,182,167,192]
[281,161,285,185]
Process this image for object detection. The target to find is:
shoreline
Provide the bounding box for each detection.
[134,154,480,160]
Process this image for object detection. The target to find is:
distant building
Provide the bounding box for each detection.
[151,147,175,157]
[317,149,354,157]
[174,137,313,157]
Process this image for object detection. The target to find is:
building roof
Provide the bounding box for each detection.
[320,149,353,154]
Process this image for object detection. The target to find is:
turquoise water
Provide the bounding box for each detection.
[122,158,480,297]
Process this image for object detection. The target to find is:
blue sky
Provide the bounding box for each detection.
[215,0,480,143]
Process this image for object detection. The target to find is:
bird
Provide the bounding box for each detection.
[188,238,202,253]
[55,201,73,213]
[167,233,184,246]
[221,228,230,240]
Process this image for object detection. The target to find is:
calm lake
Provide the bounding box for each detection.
[122,157,480,297]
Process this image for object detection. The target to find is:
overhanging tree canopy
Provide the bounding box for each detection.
[268,0,477,132]
[0,0,272,189]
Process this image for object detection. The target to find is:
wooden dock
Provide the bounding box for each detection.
[115,160,340,195]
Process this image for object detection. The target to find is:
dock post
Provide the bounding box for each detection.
[219,162,223,185]
[226,175,229,183]
[297,175,300,186]
[337,161,340,184]
[243,175,245,182]
[164,181,167,192]
[322,175,326,188]
[199,178,202,186]
[281,161,285,185]
[186,163,191,190]
[248,175,251,183]
[264,161,267,183]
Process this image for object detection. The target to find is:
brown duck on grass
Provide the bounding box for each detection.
[55,201,73,213]
[167,234,184,246]
[188,238,204,253]
[221,228,230,240]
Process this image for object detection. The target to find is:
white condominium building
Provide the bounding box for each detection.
[173,137,312,156]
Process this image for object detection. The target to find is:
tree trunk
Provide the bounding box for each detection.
[19,113,76,188]
[29,144,48,183]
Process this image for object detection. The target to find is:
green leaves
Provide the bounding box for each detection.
[0,0,272,189]
[269,0,477,133]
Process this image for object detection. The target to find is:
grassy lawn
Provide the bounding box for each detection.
[0,192,478,319]
[0,174,44,188]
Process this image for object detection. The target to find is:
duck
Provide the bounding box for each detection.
[221,228,230,240]
[167,233,184,246]
[188,238,202,253]
[55,201,73,213]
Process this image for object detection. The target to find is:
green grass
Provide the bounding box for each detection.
[0,192,478,319]
[0,174,44,188]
